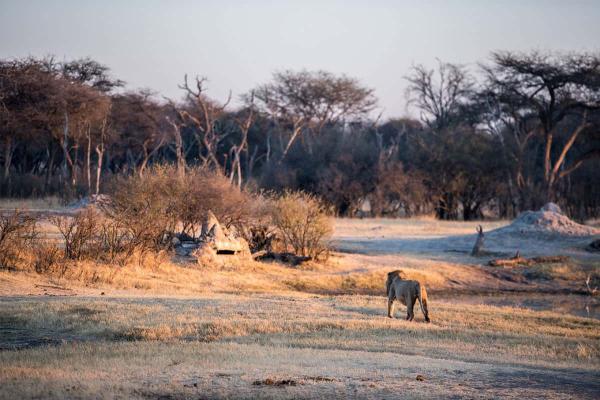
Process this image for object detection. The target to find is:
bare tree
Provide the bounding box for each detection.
[482,51,600,201]
[229,97,256,187]
[176,75,231,173]
[405,60,473,130]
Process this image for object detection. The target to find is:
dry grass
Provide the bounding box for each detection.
[1,293,599,399]
[0,196,64,211]
[2,294,598,366]
[1,215,599,399]
[0,252,483,298]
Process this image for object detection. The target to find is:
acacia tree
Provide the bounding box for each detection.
[61,58,124,93]
[482,51,600,202]
[249,70,377,161]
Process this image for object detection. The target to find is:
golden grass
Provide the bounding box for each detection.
[1,216,599,399]
[1,252,473,298]
[2,294,598,368]
[3,214,596,297]
[1,293,599,399]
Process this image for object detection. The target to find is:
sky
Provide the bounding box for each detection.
[1,0,599,118]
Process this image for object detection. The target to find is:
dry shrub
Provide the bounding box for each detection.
[247,224,276,253]
[32,241,62,274]
[272,191,333,259]
[96,221,133,264]
[240,194,277,253]
[50,208,100,260]
[0,210,37,269]
[174,166,255,236]
[103,165,257,245]
[102,166,178,252]
[125,248,169,270]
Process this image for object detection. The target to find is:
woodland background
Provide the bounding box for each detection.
[1,51,599,220]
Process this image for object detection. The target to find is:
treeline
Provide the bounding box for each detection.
[1,51,599,220]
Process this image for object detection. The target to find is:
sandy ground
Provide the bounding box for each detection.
[1,217,599,399]
[333,218,597,261]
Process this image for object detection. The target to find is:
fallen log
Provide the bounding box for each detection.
[488,252,570,267]
[251,250,268,259]
[256,251,311,266]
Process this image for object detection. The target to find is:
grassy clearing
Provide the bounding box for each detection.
[333,217,510,239]
[2,341,598,400]
[1,216,599,398]
[1,294,599,399]
[0,254,509,298]
[2,294,598,368]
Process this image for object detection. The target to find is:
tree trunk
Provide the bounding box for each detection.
[95,144,104,195]
[86,125,92,194]
[266,132,271,163]
[247,145,258,179]
[168,121,186,177]
[45,145,55,192]
[62,111,69,183]
[69,142,79,187]
[546,115,590,201]
[280,119,303,162]
[436,193,458,220]
[3,136,13,180]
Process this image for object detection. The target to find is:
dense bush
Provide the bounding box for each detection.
[0,166,338,274]
[101,165,258,250]
[173,167,255,236]
[96,220,133,264]
[101,166,178,252]
[272,191,333,259]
